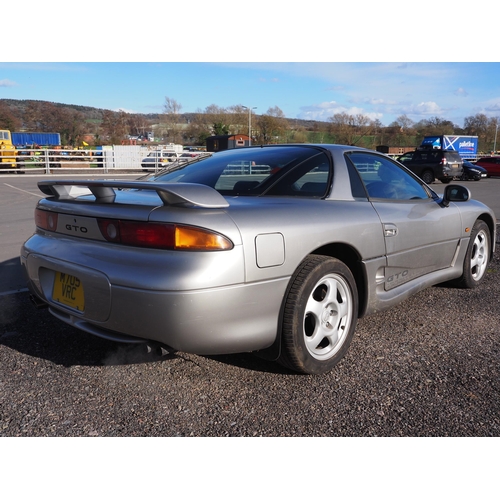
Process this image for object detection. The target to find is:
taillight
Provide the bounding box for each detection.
[97,219,233,251]
[175,225,232,250]
[35,208,58,231]
[440,157,447,165]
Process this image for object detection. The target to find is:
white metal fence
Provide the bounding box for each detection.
[0,145,176,174]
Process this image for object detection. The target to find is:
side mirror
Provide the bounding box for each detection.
[441,184,470,207]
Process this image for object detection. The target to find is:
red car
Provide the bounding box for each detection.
[474,156,500,177]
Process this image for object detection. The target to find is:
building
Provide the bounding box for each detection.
[206,134,250,152]
[376,145,415,156]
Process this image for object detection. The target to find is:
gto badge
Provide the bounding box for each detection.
[387,270,409,283]
[65,224,88,233]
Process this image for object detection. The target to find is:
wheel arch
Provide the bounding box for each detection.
[256,243,367,364]
[476,213,496,256]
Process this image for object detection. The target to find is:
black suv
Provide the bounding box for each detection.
[397,148,464,184]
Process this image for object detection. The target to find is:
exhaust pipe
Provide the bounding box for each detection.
[29,294,48,310]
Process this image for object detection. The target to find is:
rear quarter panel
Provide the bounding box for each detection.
[225,197,386,283]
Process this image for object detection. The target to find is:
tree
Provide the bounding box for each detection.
[204,104,231,135]
[463,113,489,137]
[257,106,287,144]
[57,107,86,146]
[0,101,21,130]
[464,113,500,151]
[391,114,414,131]
[225,104,248,134]
[184,110,212,145]
[328,112,371,145]
[100,110,129,144]
[126,113,152,138]
[387,115,416,147]
[161,97,184,143]
[212,122,230,135]
[414,116,455,137]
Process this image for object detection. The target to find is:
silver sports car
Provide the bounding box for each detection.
[21,145,496,374]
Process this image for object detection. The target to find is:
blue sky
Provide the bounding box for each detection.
[2,62,500,127]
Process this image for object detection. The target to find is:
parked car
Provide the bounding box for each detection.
[461,160,488,181]
[21,145,496,375]
[473,156,500,177]
[141,150,179,170]
[397,148,463,184]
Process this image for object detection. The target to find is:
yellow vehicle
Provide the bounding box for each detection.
[0,130,17,169]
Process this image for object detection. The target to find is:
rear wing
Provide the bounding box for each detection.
[37,180,229,208]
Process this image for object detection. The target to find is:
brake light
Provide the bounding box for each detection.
[440,157,447,165]
[97,219,233,251]
[35,208,58,231]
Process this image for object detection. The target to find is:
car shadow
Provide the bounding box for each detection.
[0,291,289,374]
[203,353,293,375]
[0,291,178,368]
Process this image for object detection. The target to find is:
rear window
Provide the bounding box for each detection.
[445,151,463,162]
[151,146,332,197]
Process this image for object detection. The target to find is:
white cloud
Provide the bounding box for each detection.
[405,101,444,116]
[484,101,500,114]
[0,79,17,87]
[115,108,137,114]
[298,101,383,122]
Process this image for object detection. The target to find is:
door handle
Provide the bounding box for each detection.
[384,223,398,237]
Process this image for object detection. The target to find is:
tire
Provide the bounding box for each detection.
[422,170,434,184]
[440,178,452,184]
[455,220,490,288]
[278,256,358,375]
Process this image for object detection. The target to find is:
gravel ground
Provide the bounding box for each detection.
[1,248,499,438]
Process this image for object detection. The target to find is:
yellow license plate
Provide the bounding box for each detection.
[52,272,85,311]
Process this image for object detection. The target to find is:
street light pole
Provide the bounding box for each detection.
[494,124,498,154]
[242,106,257,146]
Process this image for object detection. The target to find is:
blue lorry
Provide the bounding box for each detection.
[420,135,478,160]
[11,132,61,148]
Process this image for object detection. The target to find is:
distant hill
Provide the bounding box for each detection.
[1,98,109,121]
[0,98,322,129]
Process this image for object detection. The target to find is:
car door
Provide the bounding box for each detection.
[347,152,463,290]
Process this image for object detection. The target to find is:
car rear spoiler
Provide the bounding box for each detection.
[37,180,230,208]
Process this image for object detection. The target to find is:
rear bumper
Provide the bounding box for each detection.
[21,249,288,355]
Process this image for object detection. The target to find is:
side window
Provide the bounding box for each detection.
[347,152,430,200]
[264,153,331,197]
[399,152,413,163]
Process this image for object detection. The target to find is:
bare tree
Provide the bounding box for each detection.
[388,115,416,146]
[164,97,182,115]
[225,105,249,134]
[57,108,86,146]
[392,114,414,131]
[256,106,288,144]
[464,113,500,151]
[328,112,371,145]
[126,114,152,138]
[414,116,455,137]
[100,110,129,145]
[161,97,184,143]
[203,104,232,136]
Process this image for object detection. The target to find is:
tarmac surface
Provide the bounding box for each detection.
[1,173,499,438]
